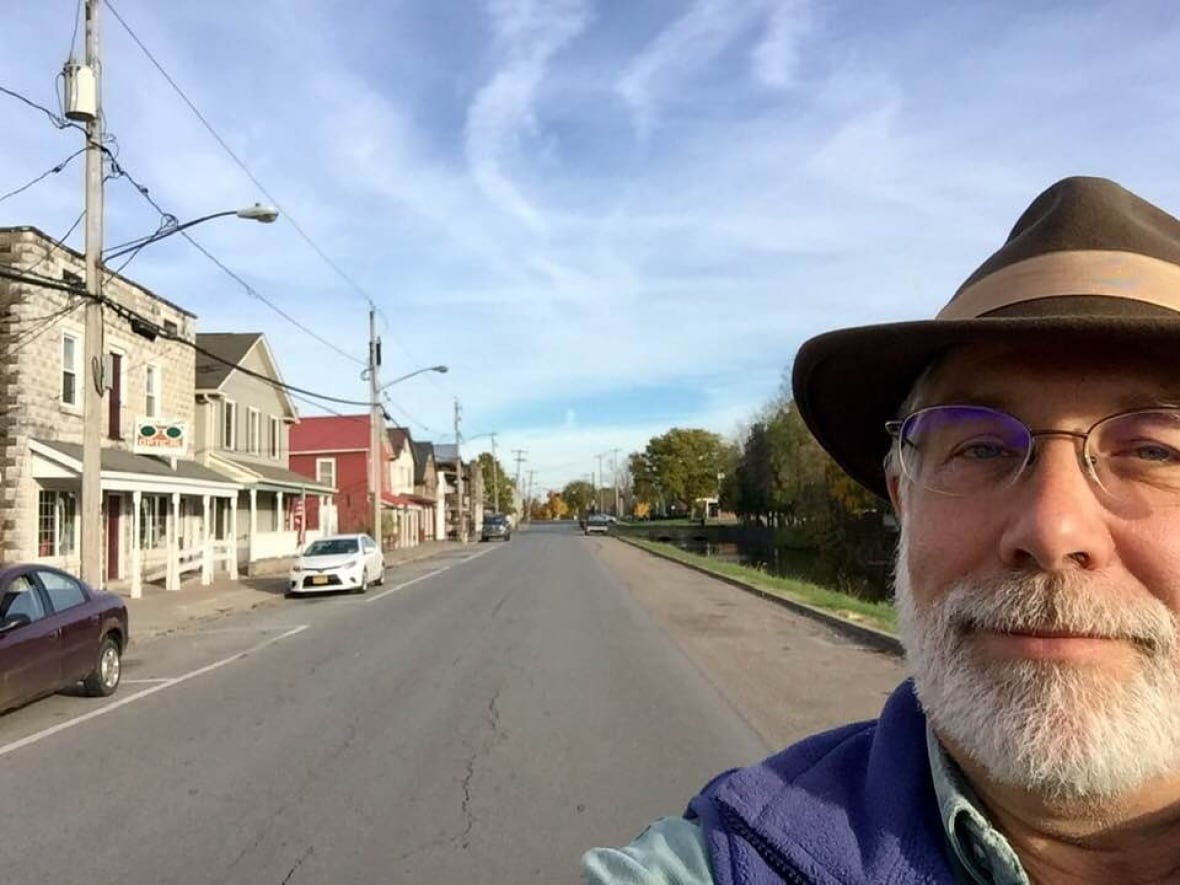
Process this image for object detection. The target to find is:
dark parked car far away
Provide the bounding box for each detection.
[0,564,129,714]
[480,514,512,542]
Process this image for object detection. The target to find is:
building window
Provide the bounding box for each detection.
[222,399,236,449]
[268,417,281,459]
[247,408,261,455]
[61,334,79,406]
[38,491,77,557]
[316,457,336,488]
[145,365,160,418]
[138,495,168,549]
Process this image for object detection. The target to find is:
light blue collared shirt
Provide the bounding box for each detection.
[925,726,1030,885]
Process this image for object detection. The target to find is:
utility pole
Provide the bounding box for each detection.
[454,398,466,543]
[489,432,499,513]
[368,309,383,551]
[611,448,621,516]
[79,0,105,586]
[595,453,605,513]
[526,469,536,523]
[512,449,526,514]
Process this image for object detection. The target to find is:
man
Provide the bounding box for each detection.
[583,176,1180,883]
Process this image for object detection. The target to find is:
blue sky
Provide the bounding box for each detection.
[4,0,1180,494]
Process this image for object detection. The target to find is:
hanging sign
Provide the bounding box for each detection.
[133,420,189,456]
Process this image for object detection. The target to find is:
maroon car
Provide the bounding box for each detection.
[0,564,128,714]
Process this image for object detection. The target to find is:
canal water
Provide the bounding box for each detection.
[668,534,895,600]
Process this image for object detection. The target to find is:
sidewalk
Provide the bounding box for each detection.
[126,540,456,641]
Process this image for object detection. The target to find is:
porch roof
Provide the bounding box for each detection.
[382,492,434,507]
[214,454,336,494]
[32,439,239,495]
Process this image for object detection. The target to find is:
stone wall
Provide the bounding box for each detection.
[0,227,199,562]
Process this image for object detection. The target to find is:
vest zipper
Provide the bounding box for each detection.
[717,800,811,884]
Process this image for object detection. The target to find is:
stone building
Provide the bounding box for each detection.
[0,226,237,594]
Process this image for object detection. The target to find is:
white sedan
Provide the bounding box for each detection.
[288,534,386,596]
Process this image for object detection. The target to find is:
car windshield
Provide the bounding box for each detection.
[303,539,359,556]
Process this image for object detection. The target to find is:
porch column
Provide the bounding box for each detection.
[300,488,307,545]
[166,492,180,591]
[248,489,258,577]
[201,495,212,585]
[130,491,143,599]
[276,491,285,536]
[319,495,329,534]
[228,493,239,581]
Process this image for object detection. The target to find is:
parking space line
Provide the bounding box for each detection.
[123,678,173,685]
[365,545,500,603]
[0,624,309,759]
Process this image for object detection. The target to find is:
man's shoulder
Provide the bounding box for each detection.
[582,816,712,884]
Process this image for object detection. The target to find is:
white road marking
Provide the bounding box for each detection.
[122,678,173,685]
[0,624,310,759]
[365,545,500,603]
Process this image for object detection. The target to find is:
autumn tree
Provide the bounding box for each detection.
[476,451,516,515]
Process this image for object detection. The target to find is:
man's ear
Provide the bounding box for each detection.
[886,469,904,526]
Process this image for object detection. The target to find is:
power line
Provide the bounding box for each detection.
[0,84,85,133]
[0,149,87,204]
[381,390,436,434]
[103,1,397,330]
[99,157,364,366]
[1,267,373,409]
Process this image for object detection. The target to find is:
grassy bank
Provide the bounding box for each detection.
[622,537,898,635]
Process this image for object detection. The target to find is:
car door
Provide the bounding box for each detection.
[32,569,96,684]
[0,573,61,711]
[362,536,383,577]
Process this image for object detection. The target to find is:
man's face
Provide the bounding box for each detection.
[889,341,1180,799]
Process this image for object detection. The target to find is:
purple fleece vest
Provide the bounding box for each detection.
[686,680,957,884]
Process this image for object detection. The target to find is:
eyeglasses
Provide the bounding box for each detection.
[885,405,1180,508]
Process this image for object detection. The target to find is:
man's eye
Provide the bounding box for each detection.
[950,440,1011,460]
[1126,442,1180,463]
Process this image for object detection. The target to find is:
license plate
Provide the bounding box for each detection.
[312,575,329,585]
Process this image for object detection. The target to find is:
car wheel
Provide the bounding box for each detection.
[356,568,369,594]
[375,562,386,586]
[82,636,122,697]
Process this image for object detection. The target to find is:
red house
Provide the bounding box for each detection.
[289,414,394,539]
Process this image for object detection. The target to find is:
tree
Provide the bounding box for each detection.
[562,480,595,517]
[476,451,516,515]
[633,428,731,513]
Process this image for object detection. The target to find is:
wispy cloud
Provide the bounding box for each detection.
[465,0,592,232]
[616,0,755,139]
[751,0,812,89]
[7,0,1180,488]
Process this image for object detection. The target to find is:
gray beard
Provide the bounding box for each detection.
[894,532,1180,800]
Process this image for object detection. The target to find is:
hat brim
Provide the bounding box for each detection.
[791,315,1180,501]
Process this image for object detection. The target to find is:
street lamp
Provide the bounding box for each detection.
[377,364,448,393]
[102,203,279,261]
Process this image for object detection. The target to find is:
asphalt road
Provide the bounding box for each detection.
[0,523,904,884]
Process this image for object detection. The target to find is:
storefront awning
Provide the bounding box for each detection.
[211,453,335,495]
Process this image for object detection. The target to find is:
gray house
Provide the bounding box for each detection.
[192,333,335,573]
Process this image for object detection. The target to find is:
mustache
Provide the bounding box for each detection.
[937,572,1177,655]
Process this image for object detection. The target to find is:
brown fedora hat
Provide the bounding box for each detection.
[791,176,1180,500]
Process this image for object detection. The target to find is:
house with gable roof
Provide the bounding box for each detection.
[191,332,336,573]
[385,427,440,548]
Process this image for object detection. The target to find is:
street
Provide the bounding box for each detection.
[0,524,904,884]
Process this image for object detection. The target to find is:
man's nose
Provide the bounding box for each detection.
[997,436,1114,572]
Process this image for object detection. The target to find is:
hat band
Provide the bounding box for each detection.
[938,250,1180,320]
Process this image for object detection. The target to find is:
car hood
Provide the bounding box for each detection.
[295,553,361,571]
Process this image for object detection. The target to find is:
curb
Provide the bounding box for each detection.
[614,536,904,657]
[133,544,458,642]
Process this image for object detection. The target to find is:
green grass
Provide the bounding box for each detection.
[621,537,898,635]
